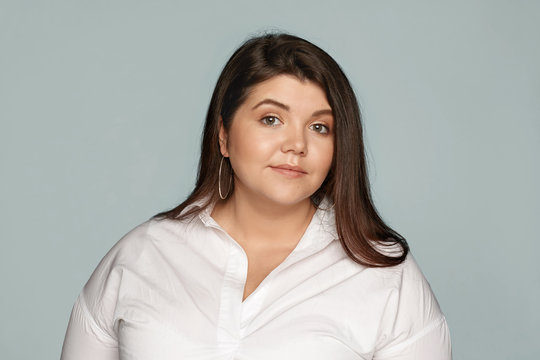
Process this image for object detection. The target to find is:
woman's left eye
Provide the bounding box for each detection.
[261,116,281,126]
[310,123,329,134]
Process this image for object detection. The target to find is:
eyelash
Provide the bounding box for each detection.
[310,123,330,134]
[260,116,331,134]
[261,116,282,126]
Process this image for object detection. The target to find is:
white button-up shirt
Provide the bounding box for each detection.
[61,203,451,359]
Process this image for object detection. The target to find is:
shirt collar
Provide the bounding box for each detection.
[193,197,338,248]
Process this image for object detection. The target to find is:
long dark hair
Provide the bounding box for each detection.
[155,33,408,267]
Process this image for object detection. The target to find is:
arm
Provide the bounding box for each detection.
[60,295,119,360]
[60,221,157,359]
[373,254,452,360]
[373,316,451,360]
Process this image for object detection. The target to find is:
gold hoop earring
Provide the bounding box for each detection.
[218,156,232,200]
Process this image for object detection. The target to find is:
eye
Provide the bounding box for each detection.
[261,116,282,126]
[310,123,330,134]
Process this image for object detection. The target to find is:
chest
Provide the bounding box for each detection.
[111,237,389,360]
[242,245,294,301]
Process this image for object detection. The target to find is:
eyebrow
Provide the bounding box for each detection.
[251,98,333,117]
[311,109,333,117]
[251,99,289,111]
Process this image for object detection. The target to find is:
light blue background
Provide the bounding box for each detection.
[1,1,539,359]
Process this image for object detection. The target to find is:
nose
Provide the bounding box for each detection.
[281,125,307,156]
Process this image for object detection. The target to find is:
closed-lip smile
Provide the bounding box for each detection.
[270,164,307,177]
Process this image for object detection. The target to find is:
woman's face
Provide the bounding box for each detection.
[219,74,334,207]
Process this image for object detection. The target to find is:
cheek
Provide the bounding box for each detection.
[313,140,335,172]
[229,132,277,164]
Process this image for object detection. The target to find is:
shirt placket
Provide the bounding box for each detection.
[200,208,336,356]
[212,234,275,358]
[216,241,246,351]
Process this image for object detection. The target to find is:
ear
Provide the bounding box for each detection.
[218,116,229,157]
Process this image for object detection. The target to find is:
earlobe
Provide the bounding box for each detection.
[218,116,229,157]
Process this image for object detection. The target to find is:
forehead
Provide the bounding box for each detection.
[242,75,331,111]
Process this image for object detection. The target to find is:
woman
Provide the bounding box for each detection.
[61,33,451,359]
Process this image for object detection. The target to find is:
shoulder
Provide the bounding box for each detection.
[80,221,154,306]
[374,252,443,321]
[86,215,203,279]
[372,253,451,357]
[101,220,154,263]
[99,216,202,260]
[79,217,201,335]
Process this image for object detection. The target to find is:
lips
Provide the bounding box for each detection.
[270,164,307,178]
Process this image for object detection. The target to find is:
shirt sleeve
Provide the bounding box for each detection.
[60,294,119,360]
[60,222,150,359]
[373,254,452,360]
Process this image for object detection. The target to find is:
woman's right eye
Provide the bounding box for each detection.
[261,116,281,126]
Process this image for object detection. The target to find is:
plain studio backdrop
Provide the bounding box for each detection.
[1,1,538,359]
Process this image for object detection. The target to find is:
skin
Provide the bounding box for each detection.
[211,74,335,301]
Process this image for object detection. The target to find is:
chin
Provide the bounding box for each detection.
[262,192,314,207]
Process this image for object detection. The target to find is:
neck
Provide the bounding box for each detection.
[211,190,316,249]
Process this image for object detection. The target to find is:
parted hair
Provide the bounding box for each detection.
[154,32,408,267]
